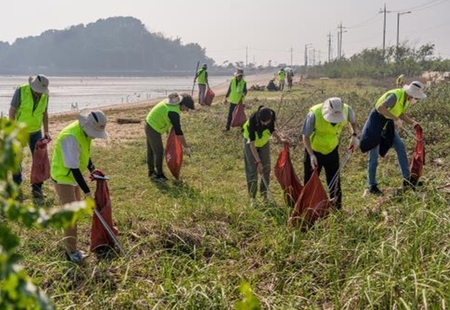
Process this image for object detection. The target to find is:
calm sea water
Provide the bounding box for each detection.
[0,75,230,116]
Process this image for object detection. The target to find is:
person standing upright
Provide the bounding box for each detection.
[278,68,286,91]
[302,97,359,210]
[9,74,51,200]
[224,68,247,131]
[194,63,209,106]
[361,81,427,195]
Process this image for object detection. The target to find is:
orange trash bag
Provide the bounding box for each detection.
[204,88,215,106]
[274,142,303,207]
[289,170,332,231]
[165,128,183,180]
[30,138,50,184]
[410,124,425,184]
[90,172,119,253]
[230,103,247,127]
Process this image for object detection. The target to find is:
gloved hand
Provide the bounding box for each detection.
[310,154,318,169]
[184,147,192,156]
[44,132,52,141]
[394,118,403,129]
[349,136,360,151]
[412,121,420,129]
[255,160,263,174]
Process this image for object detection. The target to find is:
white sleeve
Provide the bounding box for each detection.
[60,136,81,169]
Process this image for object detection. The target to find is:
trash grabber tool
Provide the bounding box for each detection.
[328,150,352,194]
[191,61,200,96]
[93,208,126,256]
[260,175,277,206]
[92,174,126,256]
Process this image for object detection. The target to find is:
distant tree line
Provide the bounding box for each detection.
[304,43,450,79]
[0,16,215,76]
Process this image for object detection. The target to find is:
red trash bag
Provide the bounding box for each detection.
[230,103,246,127]
[30,138,50,184]
[204,88,215,106]
[410,124,425,183]
[288,170,332,231]
[274,142,303,207]
[90,173,119,252]
[165,128,183,180]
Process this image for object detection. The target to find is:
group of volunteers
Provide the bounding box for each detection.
[8,70,426,263]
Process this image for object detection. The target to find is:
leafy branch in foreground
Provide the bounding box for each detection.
[0,118,92,309]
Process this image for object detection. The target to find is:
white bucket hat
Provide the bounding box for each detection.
[78,109,108,139]
[165,92,182,105]
[28,74,49,94]
[322,97,346,123]
[403,81,427,99]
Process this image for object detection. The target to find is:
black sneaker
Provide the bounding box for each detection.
[154,174,168,182]
[369,185,383,196]
[148,171,157,179]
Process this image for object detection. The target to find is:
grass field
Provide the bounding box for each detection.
[11,77,450,309]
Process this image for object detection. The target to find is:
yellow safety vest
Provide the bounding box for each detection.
[242,120,271,148]
[228,77,246,104]
[310,103,349,155]
[278,71,286,81]
[51,121,91,184]
[197,69,207,85]
[375,88,408,118]
[146,100,181,134]
[16,84,48,133]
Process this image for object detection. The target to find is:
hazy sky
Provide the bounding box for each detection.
[1,0,449,67]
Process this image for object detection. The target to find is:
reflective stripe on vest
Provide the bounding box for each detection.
[17,84,48,133]
[228,77,246,104]
[242,120,271,148]
[146,100,181,134]
[197,69,207,85]
[310,103,349,155]
[375,88,408,118]
[51,121,91,184]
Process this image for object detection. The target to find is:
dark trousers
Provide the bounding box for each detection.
[243,140,271,199]
[13,130,43,193]
[145,123,164,176]
[225,103,236,130]
[303,146,342,209]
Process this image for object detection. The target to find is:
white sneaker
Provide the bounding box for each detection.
[250,198,256,207]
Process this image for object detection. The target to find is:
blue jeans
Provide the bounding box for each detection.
[367,130,409,187]
[13,130,43,192]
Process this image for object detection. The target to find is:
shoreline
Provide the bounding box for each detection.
[49,72,274,119]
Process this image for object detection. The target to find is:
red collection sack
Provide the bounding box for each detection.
[204,88,215,106]
[274,142,303,207]
[90,173,118,252]
[230,103,246,127]
[289,170,332,231]
[165,129,183,180]
[410,124,425,183]
[30,138,50,184]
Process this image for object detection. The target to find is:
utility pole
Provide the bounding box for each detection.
[337,23,346,59]
[327,32,332,62]
[396,11,411,48]
[379,4,392,57]
[290,47,293,67]
[304,43,312,67]
[245,46,248,67]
